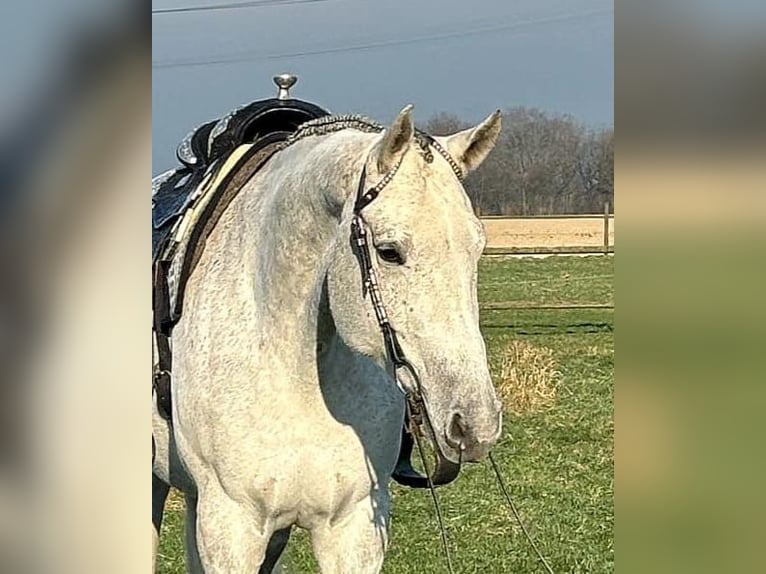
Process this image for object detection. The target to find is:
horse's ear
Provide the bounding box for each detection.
[440,110,502,175]
[376,104,415,173]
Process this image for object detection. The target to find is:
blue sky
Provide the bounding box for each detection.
[152,0,614,172]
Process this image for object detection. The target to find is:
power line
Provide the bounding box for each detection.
[152,8,613,69]
[152,0,329,15]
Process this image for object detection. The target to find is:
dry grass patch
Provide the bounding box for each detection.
[165,489,186,513]
[496,340,561,415]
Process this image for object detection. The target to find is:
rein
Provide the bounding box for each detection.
[351,136,555,574]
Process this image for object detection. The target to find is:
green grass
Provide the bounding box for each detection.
[157,256,614,573]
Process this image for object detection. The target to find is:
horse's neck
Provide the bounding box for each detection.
[235,130,373,365]
[180,127,400,427]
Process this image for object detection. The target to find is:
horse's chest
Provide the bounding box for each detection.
[243,438,377,529]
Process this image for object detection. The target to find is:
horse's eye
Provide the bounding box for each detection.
[376,244,405,265]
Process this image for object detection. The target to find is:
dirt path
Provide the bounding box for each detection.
[481,217,615,249]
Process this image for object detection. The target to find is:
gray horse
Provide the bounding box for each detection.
[152,105,503,573]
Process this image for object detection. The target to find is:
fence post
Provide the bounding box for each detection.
[603,199,610,255]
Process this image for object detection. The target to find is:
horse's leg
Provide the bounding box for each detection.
[311,495,390,574]
[195,479,272,573]
[152,473,170,573]
[191,494,289,574]
[259,528,292,574]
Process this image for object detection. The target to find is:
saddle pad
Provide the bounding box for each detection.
[160,142,253,270]
[165,137,287,323]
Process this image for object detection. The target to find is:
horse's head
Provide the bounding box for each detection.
[327,105,503,464]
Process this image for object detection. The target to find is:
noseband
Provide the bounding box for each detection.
[350,132,465,487]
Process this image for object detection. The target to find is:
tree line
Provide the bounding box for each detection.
[422,107,614,216]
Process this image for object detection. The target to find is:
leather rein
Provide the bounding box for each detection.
[350,133,464,488]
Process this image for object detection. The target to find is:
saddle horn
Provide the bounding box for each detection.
[274,73,297,100]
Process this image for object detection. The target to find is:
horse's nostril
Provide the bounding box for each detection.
[446,411,468,449]
[444,410,496,462]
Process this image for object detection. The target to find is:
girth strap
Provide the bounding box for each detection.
[153,261,173,420]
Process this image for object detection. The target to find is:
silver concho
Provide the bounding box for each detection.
[176,129,198,166]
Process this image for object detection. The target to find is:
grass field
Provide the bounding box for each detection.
[157,256,614,573]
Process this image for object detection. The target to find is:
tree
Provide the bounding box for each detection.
[576,128,614,213]
[422,107,613,215]
[422,112,471,136]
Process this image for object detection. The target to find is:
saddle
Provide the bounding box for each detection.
[152,94,329,260]
[152,75,429,488]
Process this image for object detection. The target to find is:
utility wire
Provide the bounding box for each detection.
[152,8,613,70]
[152,0,329,15]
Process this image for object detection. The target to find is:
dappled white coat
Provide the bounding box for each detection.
[152,106,503,574]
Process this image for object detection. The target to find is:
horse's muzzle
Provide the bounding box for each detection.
[444,408,502,462]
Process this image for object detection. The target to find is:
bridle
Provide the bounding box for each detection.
[349,134,556,574]
[349,131,465,489]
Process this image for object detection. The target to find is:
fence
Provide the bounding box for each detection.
[478,205,615,313]
[481,302,613,310]
[479,202,614,256]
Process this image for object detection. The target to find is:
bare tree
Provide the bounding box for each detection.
[422,107,613,215]
[576,128,614,212]
[422,112,471,136]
